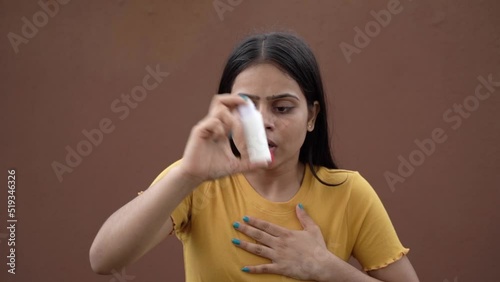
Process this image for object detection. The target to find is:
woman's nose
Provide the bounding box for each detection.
[257,105,275,130]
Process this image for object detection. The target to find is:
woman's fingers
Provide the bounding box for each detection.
[183,93,269,178]
[179,94,262,181]
[232,239,275,261]
[193,117,222,140]
[211,106,237,136]
[232,212,330,280]
[240,216,289,237]
[240,264,281,275]
[207,94,269,168]
[199,94,246,141]
[233,220,276,247]
[208,93,247,114]
[212,122,227,143]
[194,104,237,142]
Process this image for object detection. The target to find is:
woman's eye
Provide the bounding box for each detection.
[274,106,293,113]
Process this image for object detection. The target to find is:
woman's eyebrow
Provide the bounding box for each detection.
[268,93,300,101]
[240,93,300,101]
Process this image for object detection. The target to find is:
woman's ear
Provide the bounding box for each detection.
[307,101,320,132]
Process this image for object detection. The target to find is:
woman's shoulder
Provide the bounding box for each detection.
[313,166,361,185]
[315,166,359,175]
[312,166,376,195]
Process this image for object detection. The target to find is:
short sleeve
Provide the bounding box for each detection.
[148,160,192,240]
[347,172,410,271]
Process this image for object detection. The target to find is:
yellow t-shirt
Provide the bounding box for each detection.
[149,161,409,281]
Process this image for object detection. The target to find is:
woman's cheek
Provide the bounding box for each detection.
[277,117,305,137]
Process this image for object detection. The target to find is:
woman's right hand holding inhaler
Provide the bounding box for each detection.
[177,94,268,183]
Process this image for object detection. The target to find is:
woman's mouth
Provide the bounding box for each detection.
[268,140,277,162]
[267,140,277,150]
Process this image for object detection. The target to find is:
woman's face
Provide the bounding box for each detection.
[231,63,319,169]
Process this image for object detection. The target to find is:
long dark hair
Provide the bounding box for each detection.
[217,31,343,186]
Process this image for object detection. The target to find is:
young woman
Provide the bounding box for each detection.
[90,32,419,281]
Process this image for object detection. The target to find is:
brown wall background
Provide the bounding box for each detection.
[1,0,499,281]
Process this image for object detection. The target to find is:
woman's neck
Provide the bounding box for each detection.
[243,160,305,202]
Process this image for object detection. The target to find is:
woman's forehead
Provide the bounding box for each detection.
[232,64,304,99]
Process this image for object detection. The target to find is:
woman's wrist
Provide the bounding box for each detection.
[312,249,338,282]
[170,165,205,190]
[313,250,380,282]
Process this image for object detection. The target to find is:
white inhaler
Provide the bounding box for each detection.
[237,97,272,163]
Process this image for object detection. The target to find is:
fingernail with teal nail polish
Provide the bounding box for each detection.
[241,267,250,273]
[233,222,240,229]
[243,216,249,223]
[231,238,240,245]
[238,93,249,101]
[298,203,304,210]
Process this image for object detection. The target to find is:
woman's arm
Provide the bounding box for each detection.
[90,94,261,274]
[367,256,419,282]
[89,166,200,274]
[316,253,419,282]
